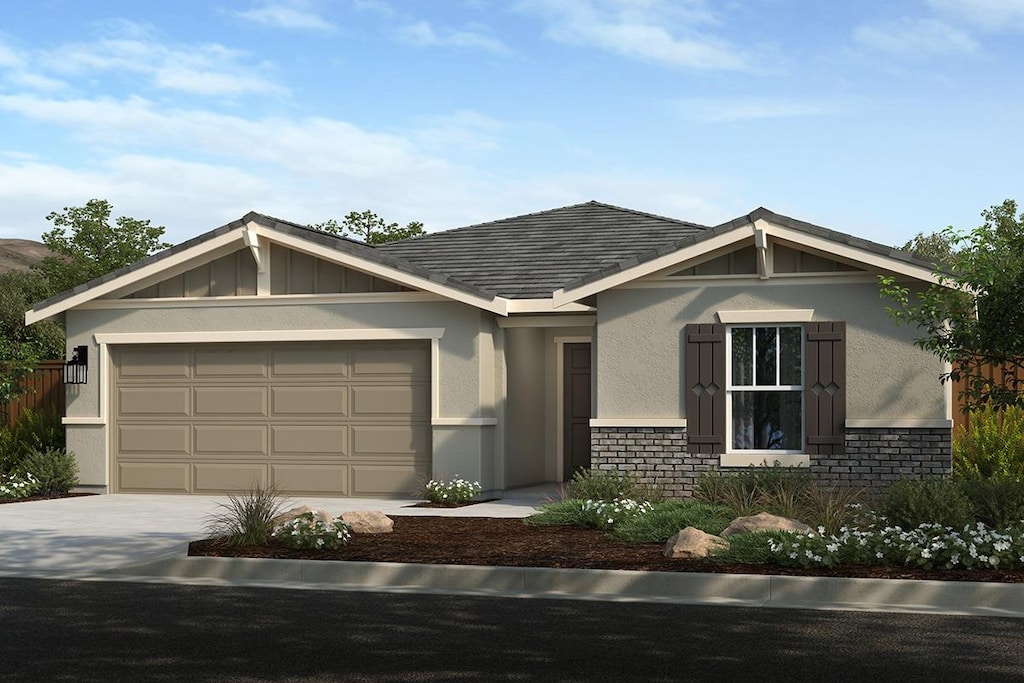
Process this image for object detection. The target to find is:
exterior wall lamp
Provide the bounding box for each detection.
[64,346,88,385]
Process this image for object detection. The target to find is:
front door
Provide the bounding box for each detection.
[563,342,592,480]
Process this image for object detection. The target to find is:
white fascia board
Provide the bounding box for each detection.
[504,299,596,314]
[764,223,945,286]
[255,225,508,315]
[551,228,754,306]
[26,229,246,325]
[93,328,446,345]
[243,222,266,273]
[497,315,596,328]
[77,292,444,310]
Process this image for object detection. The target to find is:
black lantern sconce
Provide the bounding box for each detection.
[64,346,88,385]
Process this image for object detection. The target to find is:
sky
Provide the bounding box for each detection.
[0,0,1021,248]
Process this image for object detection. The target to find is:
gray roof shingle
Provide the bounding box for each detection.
[377,201,708,298]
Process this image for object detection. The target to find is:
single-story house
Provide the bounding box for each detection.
[26,201,952,498]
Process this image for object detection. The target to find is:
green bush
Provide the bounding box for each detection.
[954,405,1024,479]
[525,498,654,530]
[611,500,736,542]
[204,482,287,546]
[272,512,352,550]
[878,478,974,529]
[17,447,78,495]
[0,408,65,474]
[696,465,814,518]
[424,477,481,505]
[957,476,1024,528]
[565,468,662,503]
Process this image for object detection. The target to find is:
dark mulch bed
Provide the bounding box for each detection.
[0,492,97,505]
[408,499,500,509]
[188,515,1024,583]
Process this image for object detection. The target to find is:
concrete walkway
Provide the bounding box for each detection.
[4,488,1024,618]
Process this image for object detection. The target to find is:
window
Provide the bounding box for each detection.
[727,326,803,452]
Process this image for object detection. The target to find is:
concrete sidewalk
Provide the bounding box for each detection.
[4,488,1024,618]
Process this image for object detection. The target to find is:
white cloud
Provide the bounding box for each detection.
[675,98,833,123]
[397,20,509,53]
[235,1,335,32]
[926,0,1024,31]
[518,0,750,71]
[853,17,977,56]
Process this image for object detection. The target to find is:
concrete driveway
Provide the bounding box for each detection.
[0,487,556,578]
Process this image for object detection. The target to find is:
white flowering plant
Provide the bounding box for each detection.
[767,519,1024,571]
[424,477,482,505]
[0,472,40,500]
[576,498,655,529]
[272,512,352,551]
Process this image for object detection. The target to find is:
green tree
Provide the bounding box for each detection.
[880,199,1024,411]
[900,230,958,268]
[311,210,425,244]
[0,270,64,407]
[33,199,172,293]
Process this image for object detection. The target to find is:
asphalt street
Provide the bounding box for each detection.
[1,578,1022,682]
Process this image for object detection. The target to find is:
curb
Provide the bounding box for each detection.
[107,553,1024,617]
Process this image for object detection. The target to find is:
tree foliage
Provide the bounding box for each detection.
[33,199,172,293]
[880,199,1024,411]
[900,230,958,268]
[310,210,425,245]
[0,270,64,405]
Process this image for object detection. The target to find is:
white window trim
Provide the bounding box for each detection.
[725,324,805,458]
[717,309,814,324]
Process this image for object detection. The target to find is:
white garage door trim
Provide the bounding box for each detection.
[77,328,444,491]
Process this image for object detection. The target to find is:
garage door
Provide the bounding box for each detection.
[112,341,431,496]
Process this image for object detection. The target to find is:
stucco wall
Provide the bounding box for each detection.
[595,281,946,420]
[504,327,547,487]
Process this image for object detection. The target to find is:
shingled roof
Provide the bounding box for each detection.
[376,201,708,299]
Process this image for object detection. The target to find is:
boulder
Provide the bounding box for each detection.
[342,510,394,534]
[271,505,334,528]
[721,512,812,537]
[663,527,729,559]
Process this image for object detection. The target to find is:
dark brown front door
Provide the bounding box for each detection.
[563,343,592,480]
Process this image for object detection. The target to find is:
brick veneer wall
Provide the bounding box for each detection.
[589,425,951,498]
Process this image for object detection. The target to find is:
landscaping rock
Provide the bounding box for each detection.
[721,512,812,537]
[663,527,729,559]
[272,505,333,528]
[342,510,394,534]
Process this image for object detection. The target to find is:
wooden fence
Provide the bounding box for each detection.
[952,362,1024,432]
[2,361,65,428]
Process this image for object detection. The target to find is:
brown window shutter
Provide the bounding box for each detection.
[685,323,726,454]
[804,321,846,455]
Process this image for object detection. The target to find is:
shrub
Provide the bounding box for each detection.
[424,477,481,505]
[272,512,352,550]
[878,477,974,529]
[0,408,64,474]
[611,500,736,542]
[958,476,1024,529]
[17,447,78,495]
[525,498,654,530]
[205,482,287,546]
[954,405,1024,479]
[565,468,662,503]
[0,471,40,500]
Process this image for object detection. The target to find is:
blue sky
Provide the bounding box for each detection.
[0,0,1021,247]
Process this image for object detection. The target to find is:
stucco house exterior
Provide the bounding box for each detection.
[26,201,952,498]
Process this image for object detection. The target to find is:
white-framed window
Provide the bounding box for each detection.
[725,325,803,453]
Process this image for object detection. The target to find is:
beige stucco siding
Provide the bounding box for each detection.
[595,282,945,420]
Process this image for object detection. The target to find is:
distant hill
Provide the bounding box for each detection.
[0,239,52,274]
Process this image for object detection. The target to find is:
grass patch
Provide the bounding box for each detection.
[710,531,788,565]
[610,501,736,542]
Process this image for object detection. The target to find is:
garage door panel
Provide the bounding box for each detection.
[351,385,428,416]
[272,347,348,377]
[195,348,268,377]
[119,425,191,455]
[272,464,348,495]
[194,425,268,456]
[195,387,268,416]
[272,425,348,455]
[352,424,429,456]
[351,464,426,496]
[118,348,191,379]
[194,463,267,493]
[119,462,191,493]
[271,386,347,416]
[119,387,191,417]
[351,346,428,377]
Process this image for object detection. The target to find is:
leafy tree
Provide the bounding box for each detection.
[880,199,1024,411]
[0,270,64,408]
[311,210,425,245]
[33,199,172,293]
[900,230,958,267]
